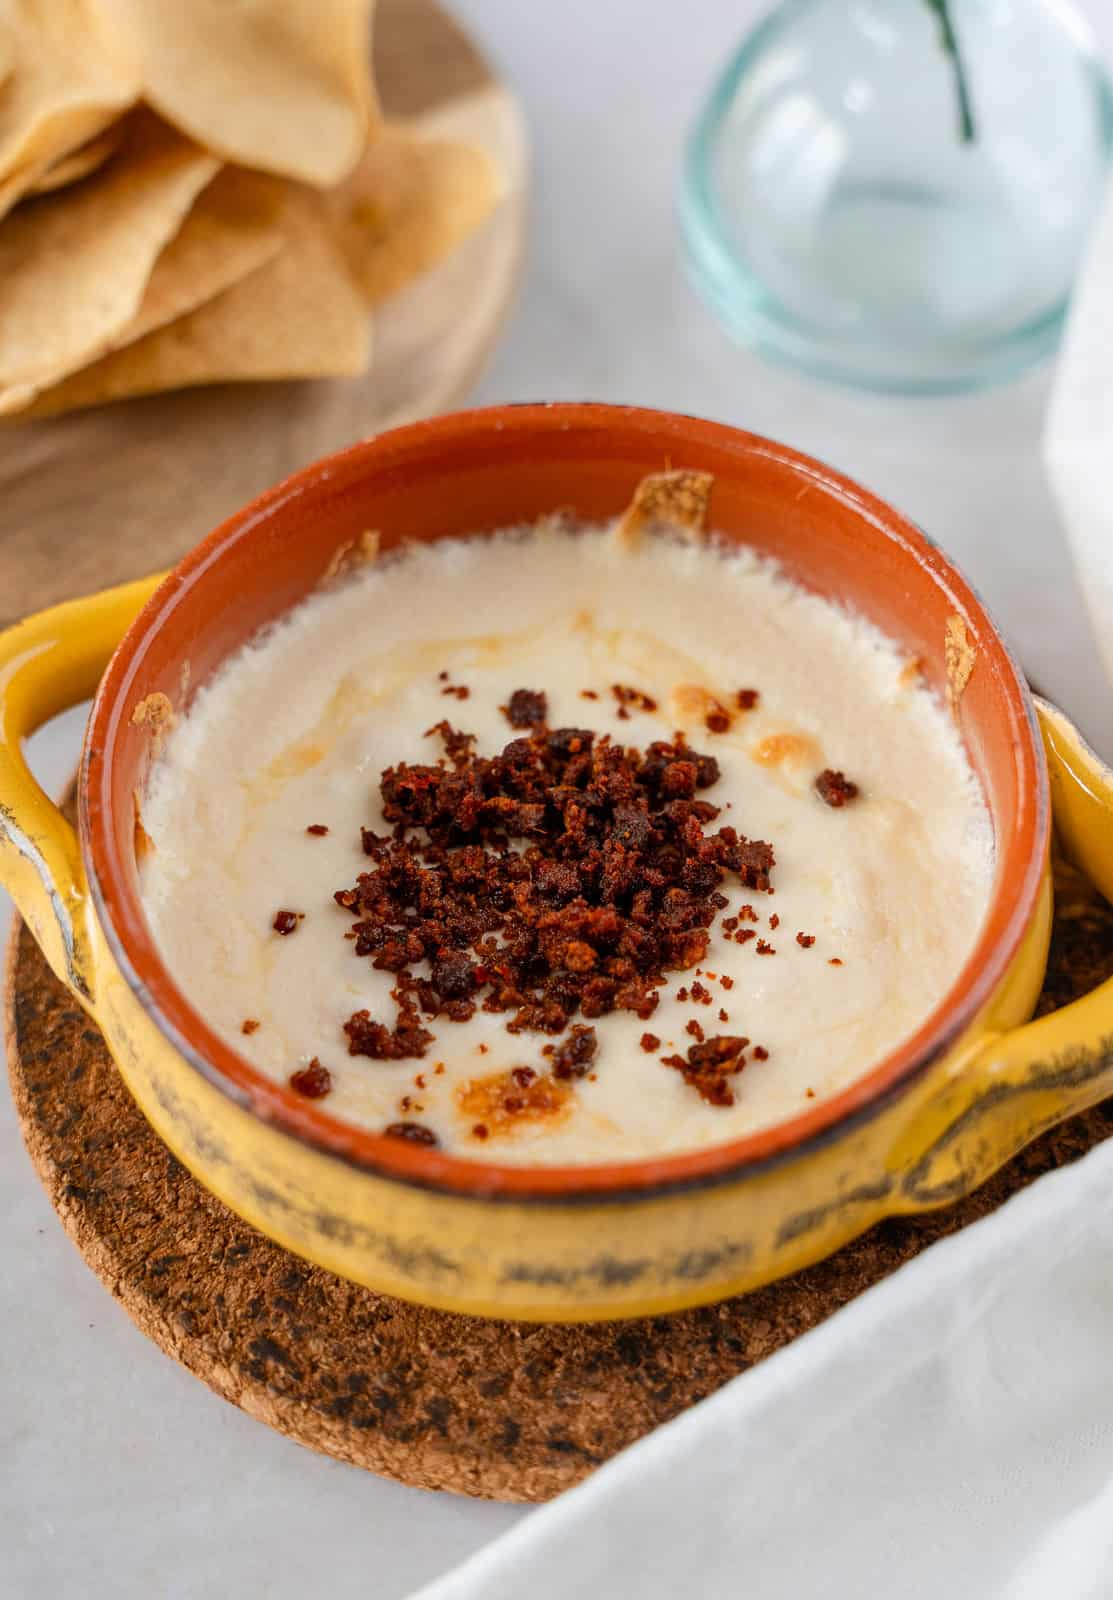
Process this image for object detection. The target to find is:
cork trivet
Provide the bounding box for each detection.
[8,817,1113,1503]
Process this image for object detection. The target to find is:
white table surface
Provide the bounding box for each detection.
[4,3,1112,1595]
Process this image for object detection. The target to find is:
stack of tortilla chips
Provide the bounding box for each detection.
[0,0,500,419]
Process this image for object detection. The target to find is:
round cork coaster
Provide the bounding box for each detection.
[8,821,1113,1503]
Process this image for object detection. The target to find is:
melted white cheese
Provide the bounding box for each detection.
[139,523,994,1164]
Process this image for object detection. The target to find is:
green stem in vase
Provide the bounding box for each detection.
[925,0,977,144]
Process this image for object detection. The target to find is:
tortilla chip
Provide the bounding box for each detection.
[117,167,290,350]
[26,120,124,195]
[615,471,714,549]
[0,156,43,221]
[325,121,501,306]
[0,113,219,408]
[0,118,125,223]
[0,165,284,398]
[0,0,137,182]
[94,0,377,187]
[19,195,371,418]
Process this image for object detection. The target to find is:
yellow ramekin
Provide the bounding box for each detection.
[3,404,1112,1323]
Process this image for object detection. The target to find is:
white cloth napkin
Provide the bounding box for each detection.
[408,179,1113,1600]
[414,1138,1113,1600]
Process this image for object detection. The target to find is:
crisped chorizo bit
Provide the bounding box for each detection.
[383,1120,439,1146]
[505,689,548,728]
[663,1035,750,1107]
[290,1058,332,1098]
[430,951,477,999]
[815,769,860,808]
[551,1024,598,1080]
[344,1002,435,1060]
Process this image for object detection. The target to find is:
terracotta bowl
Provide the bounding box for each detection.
[3,403,1113,1322]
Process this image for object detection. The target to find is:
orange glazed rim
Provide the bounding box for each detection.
[81,404,1049,1202]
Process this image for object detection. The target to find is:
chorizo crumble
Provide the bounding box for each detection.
[550,1024,598,1079]
[383,1120,439,1146]
[662,1035,753,1107]
[332,718,777,1108]
[504,688,548,729]
[289,1057,331,1098]
[815,769,859,808]
[259,677,862,1127]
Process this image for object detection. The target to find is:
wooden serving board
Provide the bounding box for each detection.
[7,823,1113,1503]
[0,0,527,625]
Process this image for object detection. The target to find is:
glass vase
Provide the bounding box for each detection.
[682,0,1113,392]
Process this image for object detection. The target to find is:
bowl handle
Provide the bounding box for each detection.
[0,576,164,1008]
[899,700,1113,1207]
